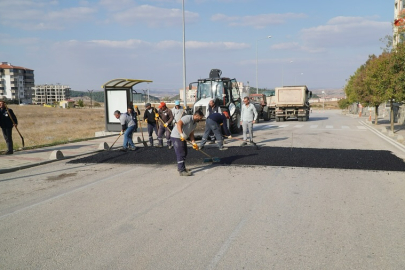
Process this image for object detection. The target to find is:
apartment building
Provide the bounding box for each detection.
[394,0,405,47]
[32,84,71,105]
[0,62,35,103]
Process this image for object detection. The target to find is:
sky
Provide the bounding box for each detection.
[0,0,394,95]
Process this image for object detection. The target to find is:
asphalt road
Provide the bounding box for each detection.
[1,110,405,269]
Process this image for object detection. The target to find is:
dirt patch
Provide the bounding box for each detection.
[47,173,78,181]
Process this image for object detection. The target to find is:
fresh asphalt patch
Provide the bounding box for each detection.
[68,145,405,172]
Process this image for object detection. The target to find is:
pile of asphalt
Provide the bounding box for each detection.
[68,145,405,172]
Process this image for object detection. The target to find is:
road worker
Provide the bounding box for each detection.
[114,110,136,152]
[199,111,231,150]
[171,100,184,126]
[157,102,174,149]
[240,96,258,146]
[143,103,158,147]
[170,110,204,176]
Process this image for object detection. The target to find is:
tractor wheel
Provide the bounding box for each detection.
[230,111,242,134]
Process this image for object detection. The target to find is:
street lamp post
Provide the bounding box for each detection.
[182,0,187,107]
[44,84,48,105]
[322,91,325,110]
[256,36,271,94]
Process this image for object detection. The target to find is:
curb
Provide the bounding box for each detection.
[363,120,405,146]
[0,149,105,175]
[360,121,405,155]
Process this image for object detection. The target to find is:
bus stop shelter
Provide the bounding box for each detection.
[102,78,152,132]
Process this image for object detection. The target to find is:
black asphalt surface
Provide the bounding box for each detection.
[68,145,405,172]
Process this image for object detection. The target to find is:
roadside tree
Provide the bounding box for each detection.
[386,42,405,131]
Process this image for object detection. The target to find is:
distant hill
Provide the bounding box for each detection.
[69,90,161,103]
[70,90,105,102]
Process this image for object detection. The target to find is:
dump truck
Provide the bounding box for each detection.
[274,85,312,121]
[249,94,274,122]
[249,93,277,121]
[265,95,276,120]
[188,69,242,133]
[249,94,268,122]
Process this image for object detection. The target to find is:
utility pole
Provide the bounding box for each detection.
[87,89,93,108]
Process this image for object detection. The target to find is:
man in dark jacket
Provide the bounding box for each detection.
[157,102,174,149]
[143,103,158,147]
[206,99,222,144]
[0,101,18,155]
[199,111,231,151]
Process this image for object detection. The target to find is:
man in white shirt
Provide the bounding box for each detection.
[240,96,258,146]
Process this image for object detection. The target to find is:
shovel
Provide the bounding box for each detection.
[225,135,259,150]
[138,119,148,147]
[109,133,122,150]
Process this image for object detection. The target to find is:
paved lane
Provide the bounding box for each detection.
[1,110,405,269]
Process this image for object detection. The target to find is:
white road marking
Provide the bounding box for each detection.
[359,121,405,153]
[342,126,350,129]
[357,126,367,130]
[294,125,304,128]
[279,125,289,128]
[310,125,318,128]
[326,125,333,129]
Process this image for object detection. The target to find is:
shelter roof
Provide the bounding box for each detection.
[102,78,152,89]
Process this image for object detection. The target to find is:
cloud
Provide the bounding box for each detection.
[109,5,199,27]
[300,16,392,49]
[0,34,40,46]
[211,12,307,29]
[0,0,97,30]
[271,42,301,50]
[54,39,249,51]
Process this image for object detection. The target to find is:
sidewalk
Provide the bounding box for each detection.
[0,132,137,174]
[359,114,405,146]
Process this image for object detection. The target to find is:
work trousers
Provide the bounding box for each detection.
[242,121,254,141]
[123,125,136,149]
[147,123,158,145]
[200,118,223,148]
[158,125,172,147]
[1,127,13,153]
[172,137,187,172]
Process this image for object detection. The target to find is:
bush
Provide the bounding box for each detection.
[77,99,84,107]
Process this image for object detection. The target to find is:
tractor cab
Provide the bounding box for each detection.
[189,69,242,133]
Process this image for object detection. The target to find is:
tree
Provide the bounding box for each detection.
[77,99,84,107]
[338,98,351,110]
[387,42,405,131]
[363,53,390,125]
